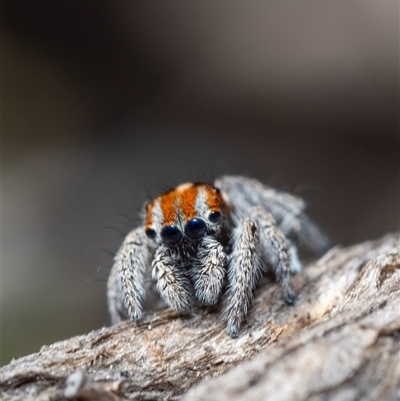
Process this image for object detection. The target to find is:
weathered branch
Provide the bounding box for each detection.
[2,234,399,401]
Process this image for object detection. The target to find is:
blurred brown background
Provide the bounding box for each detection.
[2,1,399,365]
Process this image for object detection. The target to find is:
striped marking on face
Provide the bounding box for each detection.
[206,186,224,211]
[145,183,225,230]
[160,189,179,226]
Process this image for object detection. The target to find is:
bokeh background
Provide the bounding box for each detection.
[2,1,399,365]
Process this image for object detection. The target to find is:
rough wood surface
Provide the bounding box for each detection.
[1,234,399,401]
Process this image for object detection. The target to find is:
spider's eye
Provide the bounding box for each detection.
[208,211,221,223]
[185,218,207,240]
[145,228,157,239]
[161,225,182,246]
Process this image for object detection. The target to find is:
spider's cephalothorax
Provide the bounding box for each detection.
[107,176,329,337]
[144,182,229,248]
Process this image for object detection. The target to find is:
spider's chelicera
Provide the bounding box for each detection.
[107,176,329,337]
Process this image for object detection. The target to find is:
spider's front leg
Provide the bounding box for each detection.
[190,235,227,306]
[152,245,194,313]
[225,218,262,337]
[107,227,152,324]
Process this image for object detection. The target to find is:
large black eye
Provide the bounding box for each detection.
[185,218,207,240]
[208,211,221,223]
[145,228,157,239]
[161,225,182,246]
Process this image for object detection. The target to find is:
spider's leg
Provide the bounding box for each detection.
[296,213,331,254]
[107,262,128,324]
[216,175,330,254]
[107,227,151,324]
[190,235,227,306]
[152,245,194,313]
[215,175,304,224]
[250,206,296,303]
[225,218,262,338]
[288,241,302,274]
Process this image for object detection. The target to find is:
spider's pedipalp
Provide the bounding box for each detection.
[225,218,262,337]
[190,235,227,306]
[250,206,296,304]
[152,245,194,313]
[107,227,151,324]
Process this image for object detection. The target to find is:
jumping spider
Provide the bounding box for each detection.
[107,175,328,337]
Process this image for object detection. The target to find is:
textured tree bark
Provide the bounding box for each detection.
[2,234,399,401]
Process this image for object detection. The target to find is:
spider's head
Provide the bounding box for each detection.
[144,182,228,247]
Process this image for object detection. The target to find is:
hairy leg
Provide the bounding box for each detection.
[215,175,304,224]
[107,262,128,324]
[288,242,302,274]
[190,235,227,306]
[250,206,296,304]
[152,245,194,313]
[225,218,262,337]
[107,227,152,324]
[215,175,329,253]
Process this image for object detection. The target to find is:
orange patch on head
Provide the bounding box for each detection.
[159,184,198,224]
[179,185,198,221]
[160,190,178,225]
[206,185,225,212]
[146,183,227,229]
